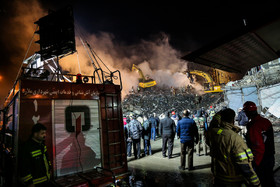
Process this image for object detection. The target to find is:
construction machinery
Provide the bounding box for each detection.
[186,70,224,93]
[132,64,157,89]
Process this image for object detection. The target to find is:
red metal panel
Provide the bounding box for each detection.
[18,99,53,171]
[99,93,128,176]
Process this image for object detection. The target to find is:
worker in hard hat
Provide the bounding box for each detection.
[243,101,275,187]
[207,108,260,186]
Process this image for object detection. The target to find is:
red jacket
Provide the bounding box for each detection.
[246,115,275,166]
[123,117,127,126]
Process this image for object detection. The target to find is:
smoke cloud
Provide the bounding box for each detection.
[60,32,204,98]
[0,0,46,106]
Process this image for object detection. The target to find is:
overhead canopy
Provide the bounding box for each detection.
[182,19,280,74]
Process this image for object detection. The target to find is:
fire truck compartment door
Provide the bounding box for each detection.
[53,100,101,177]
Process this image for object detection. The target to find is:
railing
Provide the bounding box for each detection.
[93,68,122,91]
[20,67,123,91]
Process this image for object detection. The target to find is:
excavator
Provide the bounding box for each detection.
[186,70,224,93]
[132,64,157,89]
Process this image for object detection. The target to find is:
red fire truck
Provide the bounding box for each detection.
[0,69,128,186]
[0,6,128,187]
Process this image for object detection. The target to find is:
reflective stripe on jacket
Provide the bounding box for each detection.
[19,138,51,185]
[207,122,260,185]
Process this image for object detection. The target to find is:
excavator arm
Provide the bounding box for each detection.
[132,64,146,81]
[189,70,213,83]
[132,64,157,89]
[187,70,223,93]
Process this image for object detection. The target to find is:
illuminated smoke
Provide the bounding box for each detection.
[4,0,45,67]
[0,0,46,105]
[60,32,204,98]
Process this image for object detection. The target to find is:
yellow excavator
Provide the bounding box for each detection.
[186,70,223,93]
[132,64,157,89]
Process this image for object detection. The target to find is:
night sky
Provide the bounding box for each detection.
[0,1,279,106]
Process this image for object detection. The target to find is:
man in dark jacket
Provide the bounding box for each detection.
[19,123,51,186]
[177,110,199,171]
[154,113,160,137]
[159,111,176,159]
[149,114,158,141]
[143,115,152,156]
[127,114,143,159]
[243,101,275,187]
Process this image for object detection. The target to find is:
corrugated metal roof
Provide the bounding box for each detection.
[182,19,280,74]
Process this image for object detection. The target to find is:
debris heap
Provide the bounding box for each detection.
[226,66,280,89]
[122,88,224,116]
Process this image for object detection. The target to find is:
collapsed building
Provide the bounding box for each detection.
[225,59,280,129]
[122,87,224,117]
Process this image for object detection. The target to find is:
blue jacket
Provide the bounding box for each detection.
[236,110,248,126]
[176,117,199,143]
[142,120,151,140]
[149,117,158,128]
[128,119,143,139]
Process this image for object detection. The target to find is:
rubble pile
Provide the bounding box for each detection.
[122,88,224,116]
[226,66,280,89]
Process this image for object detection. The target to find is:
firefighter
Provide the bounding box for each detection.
[243,101,275,187]
[207,108,260,187]
[19,123,51,187]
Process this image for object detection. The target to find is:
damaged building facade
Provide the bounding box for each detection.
[225,58,280,126]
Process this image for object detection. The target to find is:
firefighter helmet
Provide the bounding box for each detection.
[243,101,257,111]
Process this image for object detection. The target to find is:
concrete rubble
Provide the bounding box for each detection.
[226,63,280,89]
[122,87,224,117]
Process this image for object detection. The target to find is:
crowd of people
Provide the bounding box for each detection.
[124,100,276,187]
[123,106,212,159]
